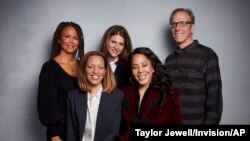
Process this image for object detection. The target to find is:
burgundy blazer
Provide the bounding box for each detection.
[119,86,182,141]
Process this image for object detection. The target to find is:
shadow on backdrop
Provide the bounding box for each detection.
[27,41,51,141]
[164,26,176,57]
[28,81,46,141]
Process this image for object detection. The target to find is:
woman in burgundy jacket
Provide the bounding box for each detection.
[119,47,182,141]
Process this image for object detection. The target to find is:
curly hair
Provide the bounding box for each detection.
[128,47,172,91]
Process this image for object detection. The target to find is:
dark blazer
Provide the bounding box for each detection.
[66,89,124,141]
[114,62,132,89]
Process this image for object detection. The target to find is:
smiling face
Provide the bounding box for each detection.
[85,55,106,88]
[58,26,79,54]
[131,54,155,88]
[171,11,195,49]
[107,35,125,61]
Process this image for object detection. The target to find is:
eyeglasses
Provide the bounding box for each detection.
[170,21,193,28]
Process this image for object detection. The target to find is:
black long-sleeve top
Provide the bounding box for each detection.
[37,59,78,137]
[114,62,132,89]
[165,40,223,124]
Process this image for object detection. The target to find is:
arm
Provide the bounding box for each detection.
[66,93,77,141]
[204,51,223,124]
[166,89,182,124]
[151,89,182,125]
[119,94,132,141]
[37,64,60,137]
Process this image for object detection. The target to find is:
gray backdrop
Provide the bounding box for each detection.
[0,0,249,140]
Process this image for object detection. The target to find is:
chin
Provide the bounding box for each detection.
[90,81,101,85]
[138,81,148,86]
[175,39,184,43]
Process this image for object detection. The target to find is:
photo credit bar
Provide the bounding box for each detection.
[131,125,250,140]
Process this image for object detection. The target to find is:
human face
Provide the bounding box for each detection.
[107,35,125,61]
[85,55,106,88]
[131,54,155,87]
[171,11,195,49]
[58,26,79,54]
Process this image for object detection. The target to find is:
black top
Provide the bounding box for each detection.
[165,40,222,124]
[37,59,78,137]
[114,62,132,89]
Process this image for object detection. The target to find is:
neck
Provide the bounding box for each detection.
[179,37,194,49]
[89,84,101,95]
[138,83,150,96]
[58,52,74,64]
[108,56,118,62]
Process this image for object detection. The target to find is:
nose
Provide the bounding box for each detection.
[68,37,74,43]
[114,43,119,49]
[93,67,98,73]
[138,66,143,73]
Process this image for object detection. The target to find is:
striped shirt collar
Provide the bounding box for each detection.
[175,40,199,55]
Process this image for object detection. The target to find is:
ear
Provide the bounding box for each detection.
[191,24,195,34]
[58,39,60,44]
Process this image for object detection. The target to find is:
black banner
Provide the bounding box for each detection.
[131,125,250,140]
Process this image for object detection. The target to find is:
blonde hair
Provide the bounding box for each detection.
[78,51,116,93]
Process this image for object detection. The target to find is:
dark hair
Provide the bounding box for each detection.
[129,47,172,91]
[78,51,116,93]
[100,25,132,64]
[50,21,84,60]
[170,8,195,24]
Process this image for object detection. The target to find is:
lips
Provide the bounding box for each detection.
[174,32,184,37]
[137,74,147,81]
[67,45,76,49]
[91,75,100,80]
[111,48,120,54]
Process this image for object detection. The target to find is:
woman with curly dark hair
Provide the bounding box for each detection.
[119,47,182,141]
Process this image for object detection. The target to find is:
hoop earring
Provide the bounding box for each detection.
[74,48,79,60]
[130,77,135,84]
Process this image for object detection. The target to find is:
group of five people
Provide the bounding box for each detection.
[37,8,223,141]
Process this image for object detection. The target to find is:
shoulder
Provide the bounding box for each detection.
[165,87,180,98]
[68,89,84,99]
[68,89,81,95]
[165,51,176,60]
[120,86,135,95]
[111,89,124,99]
[199,45,219,63]
[196,42,218,57]
[42,59,56,68]
[40,60,58,72]
[116,62,130,70]
[39,60,59,79]
[165,51,177,65]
